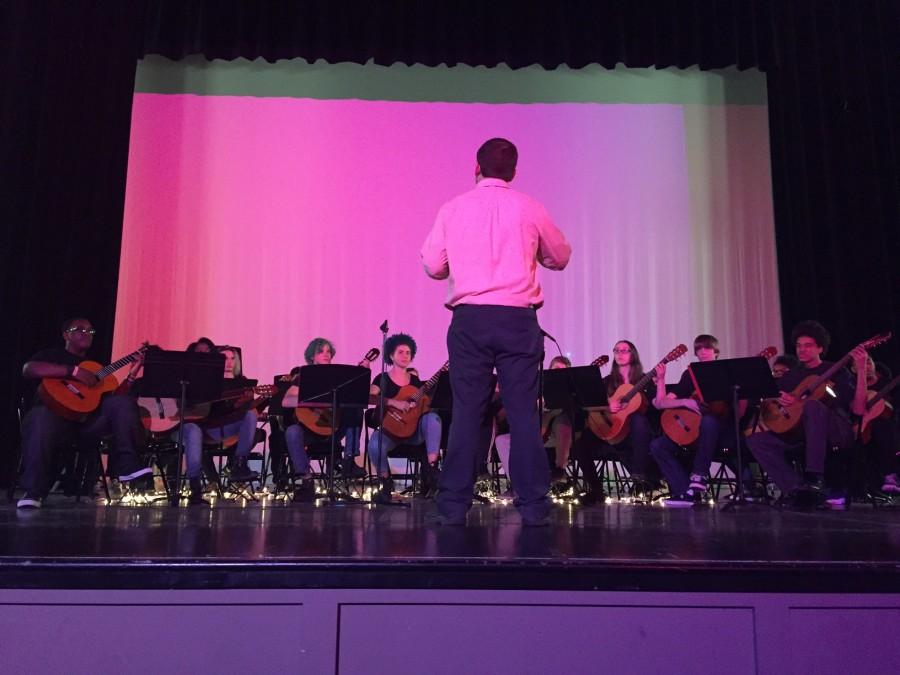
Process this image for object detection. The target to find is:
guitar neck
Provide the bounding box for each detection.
[411,363,448,403]
[799,354,853,398]
[621,368,656,404]
[867,374,900,410]
[95,349,142,379]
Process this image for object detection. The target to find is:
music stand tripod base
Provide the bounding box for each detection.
[298,364,373,505]
[688,357,779,511]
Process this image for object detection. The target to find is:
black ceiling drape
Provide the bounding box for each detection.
[139,0,778,71]
[2,0,898,484]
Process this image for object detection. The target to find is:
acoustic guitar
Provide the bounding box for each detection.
[39,345,148,422]
[858,373,900,443]
[760,332,892,435]
[294,347,380,435]
[377,361,450,440]
[541,354,609,440]
[586,344,687,444]
[660,346,777,446]
[138,385,277,434]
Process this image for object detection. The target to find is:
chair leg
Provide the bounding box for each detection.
[7,455,22,503]
[154,456,172,500]
[203,455,224,497]
[91,447,110,502]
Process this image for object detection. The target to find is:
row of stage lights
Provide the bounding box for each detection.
[104,480,717,508]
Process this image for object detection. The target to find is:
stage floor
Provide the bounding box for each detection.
[2,496,899,592]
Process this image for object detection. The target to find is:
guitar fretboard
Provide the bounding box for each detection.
[621,366,659,404]
[412,361,450,403]
[95,349,143,379]
[866,374,900,410]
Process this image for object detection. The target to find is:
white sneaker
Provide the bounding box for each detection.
[16,495,42,509]
[665,490,700,508]
[688,474,708,492]
[881,474,900,494]
[119,467,153,482]
[825,493,848,509]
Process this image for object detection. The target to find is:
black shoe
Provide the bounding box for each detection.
[188,478,207,505]
[229,458,258,483]
[522,513,552,527]
[421,462,441,498]
[551,467,567,484]
[576,490,603,506]
[123,473,155,493]
[427,511,467,526]
[341,457,366,479]
[631,478,657,500]
[372,477,394,504]
[293,478,316,503]
[789,481,825,509]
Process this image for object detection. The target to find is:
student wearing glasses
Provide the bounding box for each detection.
[16,317,152,508]
[572,340,660,504]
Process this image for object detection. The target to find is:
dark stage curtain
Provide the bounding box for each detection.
[2,0,898,484]
[766,1,900,362]
[1,2,145,484]
[139,0,777,70]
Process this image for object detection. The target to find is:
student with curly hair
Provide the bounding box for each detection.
[367,333,443,502]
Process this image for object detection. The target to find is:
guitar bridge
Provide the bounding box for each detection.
[64,381,85,399]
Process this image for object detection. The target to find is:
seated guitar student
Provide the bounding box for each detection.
[368,333,442,503]
[280,338,372,503]
[771,354,798,379]
[16,317,153,509]
[155,337,217,505]
[747,320,867,508]
[573,340,659,504]
[182,344,262,488]
[495,355,574,486]
[650,334,730,506]
[849,356,899,495]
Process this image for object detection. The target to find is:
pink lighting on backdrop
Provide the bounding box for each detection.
[114,93,780,383]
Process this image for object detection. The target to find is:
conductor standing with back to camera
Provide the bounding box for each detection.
[420,138,572,525]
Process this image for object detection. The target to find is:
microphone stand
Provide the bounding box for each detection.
[368,321,409,508]
[377,320,388,488]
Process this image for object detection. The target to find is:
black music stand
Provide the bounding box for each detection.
[430,371,498,412]
[140,350,225,506]
[429,370,499,502]
[689,356,779,509]
[428,371,453,411]
[542,365,608,411]
[298,364,371,503]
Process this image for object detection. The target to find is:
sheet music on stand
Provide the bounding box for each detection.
[688,356,779,509]
[140,351,225,403]
[428,371,498,411]
[542,365,608,411]
[141,350,225,506]
[297,364,371,503]
[298,365,370,409]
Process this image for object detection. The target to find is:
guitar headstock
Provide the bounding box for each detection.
[591,354,610,367]
[759,346,778,360]
[662,344,688,365]
[860,332,892,350]
[363,347,380,362]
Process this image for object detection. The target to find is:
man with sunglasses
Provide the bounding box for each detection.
[16,317,152,508]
